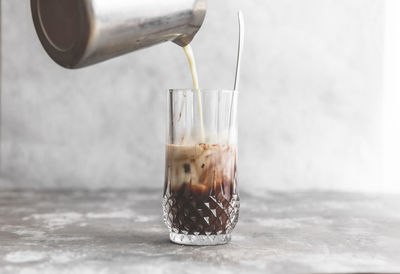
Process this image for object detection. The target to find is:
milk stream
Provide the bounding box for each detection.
[183,45,205,142]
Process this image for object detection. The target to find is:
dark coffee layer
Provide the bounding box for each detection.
[164,181,238,235]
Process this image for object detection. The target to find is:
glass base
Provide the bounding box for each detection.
[169,232,231,246]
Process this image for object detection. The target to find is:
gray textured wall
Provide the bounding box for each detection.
[1,0,384,191]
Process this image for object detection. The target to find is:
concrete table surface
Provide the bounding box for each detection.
[0,189,399,274]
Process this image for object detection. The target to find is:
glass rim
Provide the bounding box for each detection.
[168,89,239,94]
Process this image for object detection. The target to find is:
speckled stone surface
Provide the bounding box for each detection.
[1,189,400,274]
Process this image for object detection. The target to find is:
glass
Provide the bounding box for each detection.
[163,89,240,245]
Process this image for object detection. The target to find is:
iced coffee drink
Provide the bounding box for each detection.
[164,143,238,234]
[163,89,239,245]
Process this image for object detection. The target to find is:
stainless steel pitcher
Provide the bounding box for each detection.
[31,0,207,69]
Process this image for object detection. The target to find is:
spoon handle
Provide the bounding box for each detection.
[234,11,244,91]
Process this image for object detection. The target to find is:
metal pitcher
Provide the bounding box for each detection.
[31,0,207,69]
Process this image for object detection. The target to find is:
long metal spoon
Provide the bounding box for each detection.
[234,11,244,91]
[228,11,244,143]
